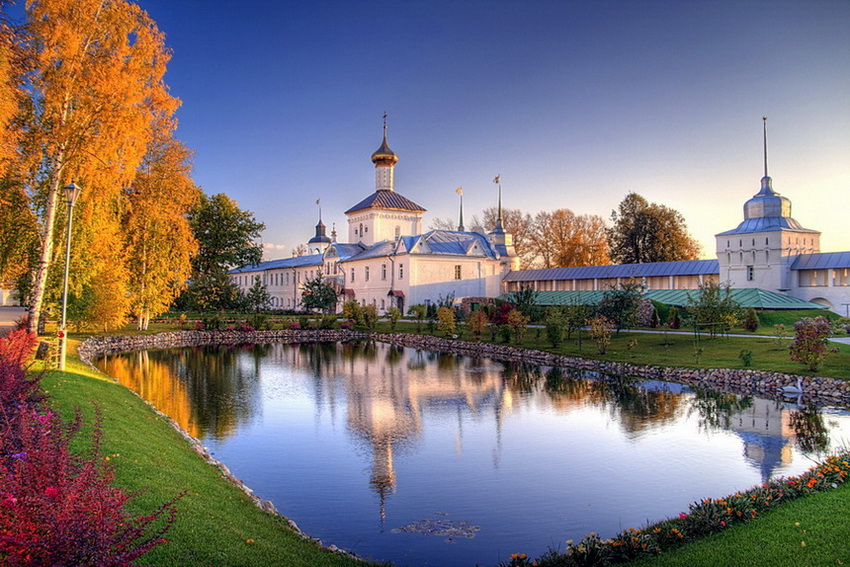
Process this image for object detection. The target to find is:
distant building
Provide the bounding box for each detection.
[505,120,850,314]
[230,121,519,312]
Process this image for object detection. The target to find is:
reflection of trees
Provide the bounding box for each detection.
[95,346,261,440]
[542,368,685,434]
[688,387,754,431]
[503,361,541,394]
[789,404,830,454]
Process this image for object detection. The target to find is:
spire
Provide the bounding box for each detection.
[756,116,776,197]
[456,186,464,231]
[331,223,337,242]
[763,115,769,178]
[493,175,504,233]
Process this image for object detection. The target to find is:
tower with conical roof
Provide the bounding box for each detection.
[716,117,820,291]
[307,201,332,254]
[345,116,425,245]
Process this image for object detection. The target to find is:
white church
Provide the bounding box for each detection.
[232,120,850,315]
[230,122,520,314]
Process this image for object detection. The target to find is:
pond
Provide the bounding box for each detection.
[94,341,850,567]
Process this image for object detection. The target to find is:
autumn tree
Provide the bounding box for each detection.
[123,136,200,329]
[22,0,180,333]
[607,192,701,264]
[528,208,610,269]
[0,8,24,177]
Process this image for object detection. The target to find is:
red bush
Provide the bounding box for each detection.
[0,409,179,566]
[0,330,38,368]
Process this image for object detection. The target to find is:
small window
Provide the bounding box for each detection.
[746,265,754,281]
[380,299,385,310]
[382,264,387,280]
[399,264,404,279]
[454,265,462,280]
[365,266,370,281]
[395,226,400,238]
[351,268,355,282]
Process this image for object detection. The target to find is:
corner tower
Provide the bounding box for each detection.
[715,117,820,291]
[345,116,425,245]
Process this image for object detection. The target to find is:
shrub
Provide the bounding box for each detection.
[0,329,38,368]
[506,309,529,344]
[0,409,179,566]
[386,307,402,331]
[742,308,760,332]
[545,320,562,348]
[436,307,456,337]
[739,349,754,367]
[667,306,681,329]
[467,310,489,339]
[587,315,613,354]
[789,316,837,371]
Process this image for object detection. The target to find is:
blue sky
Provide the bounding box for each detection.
[17,0,850,259]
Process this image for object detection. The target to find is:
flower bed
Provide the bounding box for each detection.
[499,454,850,566]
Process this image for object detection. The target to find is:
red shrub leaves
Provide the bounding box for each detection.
[0,329,38,368]
[0,354,179,565]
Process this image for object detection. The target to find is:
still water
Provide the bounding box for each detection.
[95,341,850,567]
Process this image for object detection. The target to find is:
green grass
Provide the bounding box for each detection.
[389,321,850,380]
[39,346,377,567]
[629,482,850,567]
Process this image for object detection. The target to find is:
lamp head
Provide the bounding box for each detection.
[64,183,82,207]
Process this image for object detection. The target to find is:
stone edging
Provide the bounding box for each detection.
[76,329,850,560]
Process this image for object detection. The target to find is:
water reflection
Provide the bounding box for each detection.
[94,341,850,567]
[96,345,263,440]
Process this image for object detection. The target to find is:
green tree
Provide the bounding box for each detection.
[300,273,337,313]
[407,304,427,333]
[506,308,529,344]
[189,193,264,277]
[386,306,402,331]
[588,314,614,354]
[608,192,701,264]
[686,281,741,338]
[597,279,644,334]
[181,193,264,311]
[245,276,271,313]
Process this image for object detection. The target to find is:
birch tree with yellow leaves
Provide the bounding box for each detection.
[23,0,179,332]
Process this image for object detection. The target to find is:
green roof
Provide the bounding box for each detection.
[499,289,827,310]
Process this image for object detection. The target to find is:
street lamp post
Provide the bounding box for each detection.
[58,183,82,371]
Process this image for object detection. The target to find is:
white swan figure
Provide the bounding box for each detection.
[779,377,804,397]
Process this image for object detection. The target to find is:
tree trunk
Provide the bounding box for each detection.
[28,159,64,335]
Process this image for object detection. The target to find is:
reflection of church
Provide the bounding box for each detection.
[726,398,796,483]
[340,348,507,520]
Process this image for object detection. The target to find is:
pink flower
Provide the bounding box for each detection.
[720,521,726,527]
[679,513,687,519]
[44,486,60,499]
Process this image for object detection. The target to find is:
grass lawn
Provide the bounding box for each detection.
[388,321,850,381]
[40,343,378,567]
[629,481,850,567]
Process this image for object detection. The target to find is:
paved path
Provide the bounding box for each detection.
[0,306,27,335]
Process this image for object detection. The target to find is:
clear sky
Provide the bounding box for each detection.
[31,1,850,259]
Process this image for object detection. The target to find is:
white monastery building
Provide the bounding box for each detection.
[232,119,850,315]
[230,122,520,313]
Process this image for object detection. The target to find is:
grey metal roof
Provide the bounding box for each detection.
[229,253,323,274]
[341,240,397,262]
[344,190,426,215]
[716,217,819,236]
[791,252,850,270]
[503,259,719,283]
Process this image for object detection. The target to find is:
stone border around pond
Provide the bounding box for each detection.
[74,329,850,562]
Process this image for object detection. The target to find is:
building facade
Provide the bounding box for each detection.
[233,121,850,315]
[230,124,519,313]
